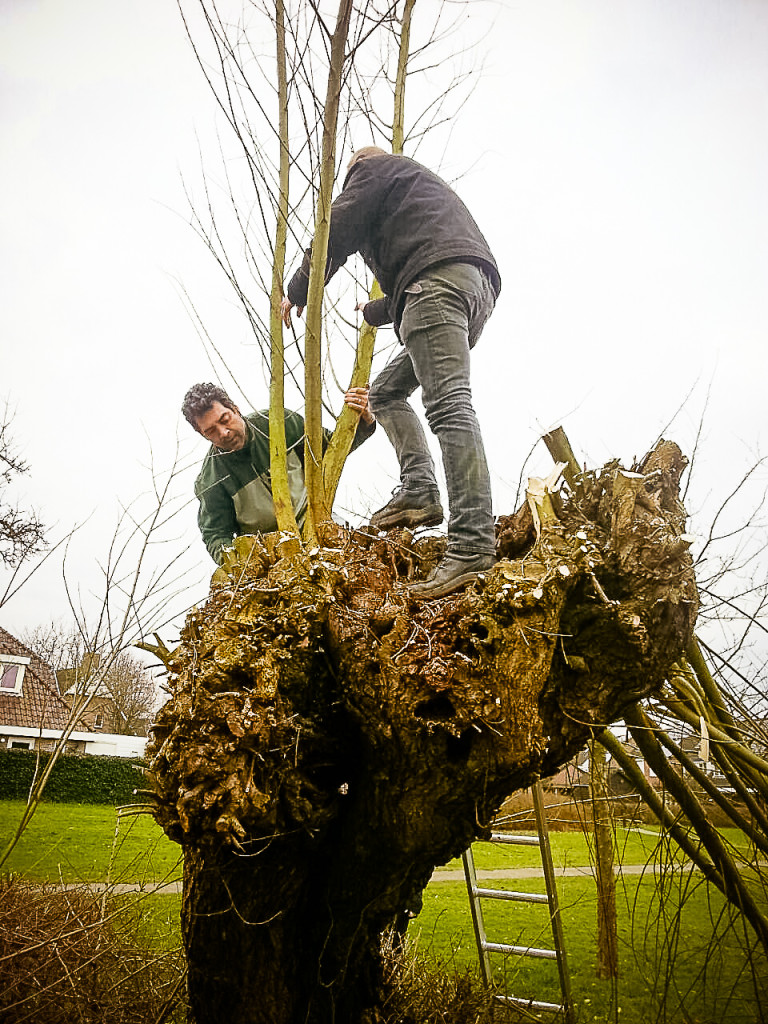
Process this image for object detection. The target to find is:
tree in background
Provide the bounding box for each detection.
[24,624,158,736]
[2,451,198,892]
[21,622,86,677]
[98,651,158,735]
[0,407,45,569]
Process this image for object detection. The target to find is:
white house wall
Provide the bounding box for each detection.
[0,726,146,758]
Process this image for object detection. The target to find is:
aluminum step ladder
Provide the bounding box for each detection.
[462,781,574,1022]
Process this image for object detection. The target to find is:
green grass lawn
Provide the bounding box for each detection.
[441,825,755,874]
[2,801,765,1023]
[0,801,656,882]
[441,827,660,872]
[0,800,181,883]
[414,874,767,1024]
[1,800,753,883]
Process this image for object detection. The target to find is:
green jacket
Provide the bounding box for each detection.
[194,409,374,563]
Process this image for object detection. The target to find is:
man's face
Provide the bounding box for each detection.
[195,401,247,452]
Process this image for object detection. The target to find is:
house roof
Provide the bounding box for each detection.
[0,625,71,730]
[547,762,591,789]
[59,678,111,699]
[57,654,104,696]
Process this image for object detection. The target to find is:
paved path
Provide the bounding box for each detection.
[52,861,691,896]
[432,863,679,882]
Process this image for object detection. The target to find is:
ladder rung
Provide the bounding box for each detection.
[473,886,550,905]
[482,940,558,960]
[463,782,573,1022]
[494,993,566,1013]
[489,831,540,846]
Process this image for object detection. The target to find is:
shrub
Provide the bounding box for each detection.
[379,930,532,1024]
[0,749,146,804]
[0,877,186,1024]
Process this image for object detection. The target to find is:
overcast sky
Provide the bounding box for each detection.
[1,0,767,645]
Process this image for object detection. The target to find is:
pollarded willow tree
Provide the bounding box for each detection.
[148,435,698,1023]
[145,3,703,1022]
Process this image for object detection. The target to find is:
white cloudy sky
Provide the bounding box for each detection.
[1,0,767,644]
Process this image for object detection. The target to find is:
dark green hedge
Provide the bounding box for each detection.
[0,749,147,805]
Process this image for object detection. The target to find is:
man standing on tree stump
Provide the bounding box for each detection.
[281,146,501,599]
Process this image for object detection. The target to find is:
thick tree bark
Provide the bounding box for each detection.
[147,439,698,1024]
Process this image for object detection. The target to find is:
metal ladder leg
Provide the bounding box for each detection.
[463,781,575,1022]
[532,780,574,1020]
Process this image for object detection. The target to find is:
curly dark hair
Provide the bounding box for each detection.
[182,383,237,428]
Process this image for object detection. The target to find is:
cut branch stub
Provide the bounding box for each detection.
[537,440,698,770]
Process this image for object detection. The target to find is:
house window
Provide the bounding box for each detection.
[0,655,30,696]
[10,739,33,750]
[94,713,104,729]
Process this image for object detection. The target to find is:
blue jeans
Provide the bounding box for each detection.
[368,261,496,559]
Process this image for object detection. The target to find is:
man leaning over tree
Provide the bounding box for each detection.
[183,382,375,564]
[281,146,501,599]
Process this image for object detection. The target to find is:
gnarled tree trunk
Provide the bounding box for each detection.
[147,439,697,1024]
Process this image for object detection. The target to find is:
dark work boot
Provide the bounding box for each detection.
[369,489,444,531]
[408,552,495,600]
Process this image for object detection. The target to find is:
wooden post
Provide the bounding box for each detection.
[589,737,618,979]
